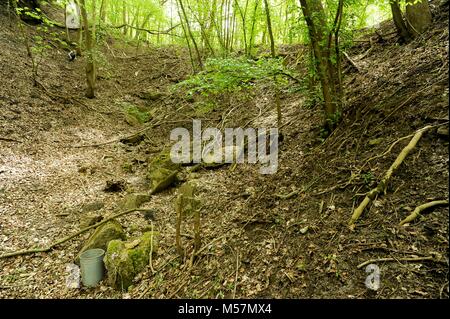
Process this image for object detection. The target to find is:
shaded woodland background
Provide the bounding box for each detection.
[0,0,448,299]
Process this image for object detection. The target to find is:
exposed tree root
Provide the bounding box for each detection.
[72,119,192,148]
[349,125,433,229]
[275,188,300,199]
[343,51,361,72]
[0,137,21,143]
[357,255,436,269]
[0,208,152,259]
[399,200,448,226]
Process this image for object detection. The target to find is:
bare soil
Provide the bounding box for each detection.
[0,3,448,299]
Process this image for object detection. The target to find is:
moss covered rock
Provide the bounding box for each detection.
[176,182,201,216]
[147,151,181,193]
[104,231,159,291]
[76,220,125,264]
[79,213,103,229]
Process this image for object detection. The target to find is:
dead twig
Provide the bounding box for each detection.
[72,119,192,148]
[0,207,153,259]
[343,51,361,72]
[349,125,433,229]
[233,249,240,299]
[0,137,21,143]
[357,256,435,269]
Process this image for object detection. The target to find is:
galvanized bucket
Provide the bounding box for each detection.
[79,248,105,287]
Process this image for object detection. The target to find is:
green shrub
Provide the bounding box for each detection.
[175,57,290,96]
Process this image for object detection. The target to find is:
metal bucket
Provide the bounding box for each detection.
[79,248,105,287]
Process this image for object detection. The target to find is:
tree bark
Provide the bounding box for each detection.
[405,0,432,36]
[178,0,203,70]
[263,0,276,58]
[390,0,413,42]
[79,0,96,98]
[299,0,339,131]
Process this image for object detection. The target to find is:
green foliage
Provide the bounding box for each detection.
[363,171,374,187]
[175,57,287,96]
[122,103,152,124]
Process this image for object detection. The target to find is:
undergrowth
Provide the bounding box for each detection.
[175,57,292,96]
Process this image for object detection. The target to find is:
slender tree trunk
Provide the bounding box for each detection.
[234,0,248,55]
[177,2,197,73]
[99,0,107,23]
[390,0,413,42]
[248,0,259,57]
[405,0,432,36]
[178,0,203,70]
[122,0,127,36]
[187,3,216,56]
[263,0,276,58]
[299,0,339,131]
[79,0,96,98]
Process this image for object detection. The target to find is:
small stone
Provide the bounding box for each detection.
[147,150,180,193]
[79,213,103,229]
[299,226,309,234]
[139,90,164,101]
[124,113,142,127]
[120,193,151,211]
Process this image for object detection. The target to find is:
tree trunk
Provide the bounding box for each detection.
[178,0,203,70]
[99,0,107,23]
[248,0,259,57]
[405,0,432,36]
[390,0,413,42]
[79,0,96,98]
[263,0,276,58]
[299,0,339,131]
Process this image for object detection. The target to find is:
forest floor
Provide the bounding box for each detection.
[0,3,448,299]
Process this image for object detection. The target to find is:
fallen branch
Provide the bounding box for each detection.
[357,256,435,269]
[0,137,21,143]
[0,208,152,259]
[343,51,361,72]
[275,188,300,200]
[72,119,192,148]
[110,24,182,38]
[399,200,448,226]
[349,125,433,229]
[276,71,302,84]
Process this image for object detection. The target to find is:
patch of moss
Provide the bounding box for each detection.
[104,231,159,291]
[121,102,152,124]
[76,220,125,264]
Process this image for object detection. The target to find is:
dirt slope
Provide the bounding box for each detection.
[0,2,448,299]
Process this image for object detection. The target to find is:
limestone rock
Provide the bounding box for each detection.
[104,231,159,290]
[76,220,126,264]
[79,213,103,229]
[81,201,104,213]
[369,138,383,146]
[176,182,201,216]
[147,151,181,193]
[203,145,244,168]
[120,193,152,211]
